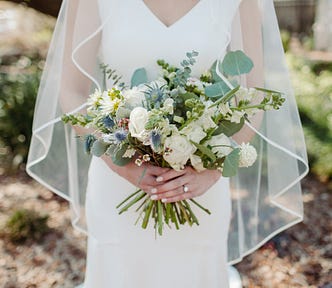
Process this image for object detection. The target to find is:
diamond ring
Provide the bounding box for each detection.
[183,185,189,193]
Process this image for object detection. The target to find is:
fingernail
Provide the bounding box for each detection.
[161,198,167,203]
[151,188,157,194]
[156,176,163,182]
[150,195,158,201]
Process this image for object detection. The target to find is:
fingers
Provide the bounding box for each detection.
[155,169,186,183]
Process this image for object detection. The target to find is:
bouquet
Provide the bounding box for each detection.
[62,50,284,236]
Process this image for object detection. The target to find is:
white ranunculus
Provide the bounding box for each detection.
[181,123,207,143]
[238,143,257,167]
[190,154,206,172]
[163,134,196,171]
[206,133,232,157]
[129,107,149,142]
[122,87,145,108]
[162,98,174,114]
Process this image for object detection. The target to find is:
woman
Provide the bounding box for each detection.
[26,0,309,287]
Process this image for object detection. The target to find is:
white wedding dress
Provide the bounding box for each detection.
[82,0,240,287]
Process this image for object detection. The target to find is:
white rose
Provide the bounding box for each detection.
[190,154,206,172]
[181,123,207,143]
[163,134,196,171]
[123,87,145,107]
[239,143,257,167]
[129,107,149,142]
[206,133,232,157]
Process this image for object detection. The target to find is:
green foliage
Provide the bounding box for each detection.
[221,50,254,76]
[280,30,291,52]
[131,68,148,88]
[287,53,332,180]
[2,209,50,243]
[222,148,240,177]
[0,55,42,173]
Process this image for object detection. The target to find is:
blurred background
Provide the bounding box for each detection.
[0,0,331,287]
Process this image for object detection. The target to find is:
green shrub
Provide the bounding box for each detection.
[280,30,291,52]
[2,209,50,243]
[287,53,332,180]
[0,55,42,173]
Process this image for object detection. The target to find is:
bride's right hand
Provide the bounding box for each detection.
[101,155,169,195]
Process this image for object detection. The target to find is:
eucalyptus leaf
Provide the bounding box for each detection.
[131,68,148,88]
[210,60,223,82]
[222,50,254,76]
[205,82,231,99]
[111,145,132,166]
[91,140,109,157]
[213,118,245,137]
[222,148,240,177]
[191,141,216,162]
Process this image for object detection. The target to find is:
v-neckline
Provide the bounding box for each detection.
[140,0,203,29]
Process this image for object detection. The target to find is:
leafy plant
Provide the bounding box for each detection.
[0,55,42,173]
[1,209,50,243]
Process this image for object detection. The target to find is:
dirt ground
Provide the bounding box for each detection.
[0,173,331,288]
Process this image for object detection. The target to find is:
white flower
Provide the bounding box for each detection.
[163,134,196,171]
[186,77,204,92]
[246,108,260,117]
[235,87,251,102]
[218,102,232,116]
[190,154,206,172]
[230,110,245,123]
[122,87,145,108]
[206,134,232,157]
[238,143,257,167]
[87,89,102,109]
[181,123,207,143]
[123,147,136,158]
[162,98,174,114]
[100,90,121,115]
[128,107,149,142]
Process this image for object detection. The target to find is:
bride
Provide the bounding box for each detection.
[26,0,308,287]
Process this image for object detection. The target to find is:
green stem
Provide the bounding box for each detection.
[189,199,211,215]
[183,200,199,225]
[142,200,154,229]
[118,191,146,215]
[157,201,163,235]
[116,189,141,209]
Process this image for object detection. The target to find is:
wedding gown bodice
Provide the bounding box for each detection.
[98,0,240,83]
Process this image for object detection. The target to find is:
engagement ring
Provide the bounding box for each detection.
[183,185,189,193]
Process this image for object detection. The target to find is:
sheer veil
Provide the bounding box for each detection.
[26,0,309,264]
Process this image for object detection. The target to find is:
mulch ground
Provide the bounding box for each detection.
[0,173,331,288]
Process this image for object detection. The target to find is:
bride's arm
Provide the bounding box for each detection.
[59,0,168,192]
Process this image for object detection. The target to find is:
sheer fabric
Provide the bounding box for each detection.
[26,0,309,264]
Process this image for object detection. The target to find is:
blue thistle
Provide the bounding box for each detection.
[150,130,162,151]
[114,129,128,143]
[103,115,115,129]
[84,134,97,154]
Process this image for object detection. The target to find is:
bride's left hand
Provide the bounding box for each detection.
[150,166,221,203]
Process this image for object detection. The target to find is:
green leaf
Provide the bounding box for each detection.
[191,141,216,162]
[205,81,231,99]
[131,68,148,88]
[254,87,282,95]
[222,148,240,177]
[91,140,108,157]
[209,85,240,108]
[111,145,132,166]
[213,118,245,137]
[222,50,254,76]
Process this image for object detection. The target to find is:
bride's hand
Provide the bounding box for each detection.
[149,167,222,203]
[101,155,169,194]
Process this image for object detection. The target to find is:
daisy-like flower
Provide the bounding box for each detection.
[238,143,257,167]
